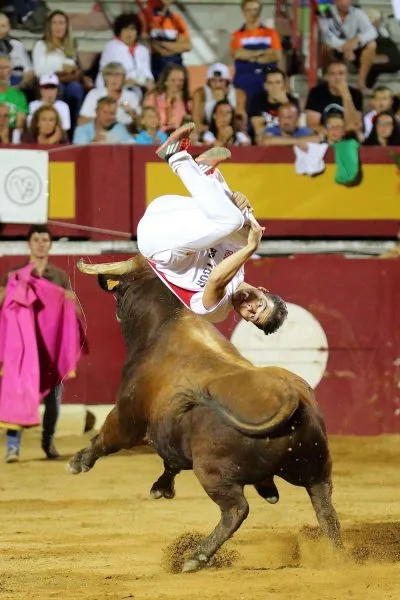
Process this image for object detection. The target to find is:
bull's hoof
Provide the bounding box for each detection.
[266,495,279,504]
[150,482,175,500]
[67,448,96,475]
[182,554,208,573]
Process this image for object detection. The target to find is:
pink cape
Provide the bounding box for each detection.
[0,264,84,427]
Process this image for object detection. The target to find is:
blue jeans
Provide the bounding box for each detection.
[6,384,63,452]
[59,80,85,133]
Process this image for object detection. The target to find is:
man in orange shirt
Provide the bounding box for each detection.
[230,0,282,101]
[143,0,192,80]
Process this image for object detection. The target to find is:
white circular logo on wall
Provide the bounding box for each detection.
[231,303,329,389]
[5,167,42,206]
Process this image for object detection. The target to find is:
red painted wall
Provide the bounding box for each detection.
[0,145,399,239]
[1,254,399,435]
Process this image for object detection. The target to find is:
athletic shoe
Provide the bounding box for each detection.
[156,122,196,161]
[5,446,20,463]
[195,147,231,175]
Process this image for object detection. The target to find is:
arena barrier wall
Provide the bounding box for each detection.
[0,145,399,239]
[1,254,398,436]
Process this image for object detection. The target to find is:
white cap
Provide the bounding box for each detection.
[39,73,59,86]
[207,62,230,81]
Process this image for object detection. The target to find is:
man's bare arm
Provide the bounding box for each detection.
[202,221,263,309]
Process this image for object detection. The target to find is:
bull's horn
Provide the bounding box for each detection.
[77,258,136,275]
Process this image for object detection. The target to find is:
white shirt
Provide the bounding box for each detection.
[202,130,250,146]
[318,6,377,50]
[28,99,71,131]
[95,39,153,88]
[79,88,141,125]
[153,242,244,323]
[9,38,32,75]
[364,110,376,138]
[32,40,77,77]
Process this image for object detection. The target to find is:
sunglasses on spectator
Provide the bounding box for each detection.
[41,84,58,89]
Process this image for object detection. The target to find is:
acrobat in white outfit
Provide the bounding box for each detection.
[137,124,287,334]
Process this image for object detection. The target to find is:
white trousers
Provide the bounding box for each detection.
[137,151,245,259]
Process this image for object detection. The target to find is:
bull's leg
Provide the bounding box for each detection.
[306,480,343,548]
[68,406,143,475]
[182,464,249,572]
[150,461,180,499]
[254,477,279,504]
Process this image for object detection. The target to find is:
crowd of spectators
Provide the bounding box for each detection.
[0,0,399,149]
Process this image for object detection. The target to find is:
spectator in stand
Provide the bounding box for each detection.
[261,103,321,146]
[143,63,191,133]
[0,53,28,129]
[363,86,394,138]
[0,12,33,89]
[80,62,141,128]
[0,101,20,143]
[230,0,282,101]
[32,10,85,132]
[202,99,251,147]
[145,0,192,81]
[305,59,362,134]
[365,9,400,88]
[249,67,299,144]
[192,62,247,135]
[364,111,400,146]
[96,13,153,93]
[318,0,377,90]
[73,96,134,145]
[135,106,167,145]
[28,73,70,134]
[22,105,68,144]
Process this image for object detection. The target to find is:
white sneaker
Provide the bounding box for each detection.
[6,446,20,463]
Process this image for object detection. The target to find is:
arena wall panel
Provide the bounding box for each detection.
[0,146,399,239]
[1,254,398,436]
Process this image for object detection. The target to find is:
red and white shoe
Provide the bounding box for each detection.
[156,122,196,161]
[195,147,231,175]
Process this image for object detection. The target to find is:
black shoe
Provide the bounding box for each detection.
[42,441,60,460]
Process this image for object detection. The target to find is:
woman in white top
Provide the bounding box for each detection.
[202,100,251,147]
[79,62,141,127]
[96,13,154,92]
[192,62,247,135]
[32,10,85,131]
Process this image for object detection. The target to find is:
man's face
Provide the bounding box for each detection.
[265,73,285,98]
[278,105,298,134]
[327,63,347,89]
[28,232,52,259]
[96,102,117,128]
[40,85,58,104]
[334,0,351,11]
[372,90,393,113]
[0,14,10,39]
[0,57,11,85]
[232,287,275,327]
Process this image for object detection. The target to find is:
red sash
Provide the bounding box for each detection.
[147,260,197,309]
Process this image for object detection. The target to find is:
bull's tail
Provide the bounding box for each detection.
[175,388,299,437]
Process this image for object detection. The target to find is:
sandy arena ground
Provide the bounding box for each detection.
[0,433,399,600]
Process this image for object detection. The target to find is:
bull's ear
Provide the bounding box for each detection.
[97,275,120,293]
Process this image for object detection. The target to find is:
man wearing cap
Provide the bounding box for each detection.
[28,73,71,133]
[192,62,247,135]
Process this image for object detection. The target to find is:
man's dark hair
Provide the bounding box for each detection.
[372,85,393,97]
[113,12,142,37]
[27,224,52,241]
[265,67,286,82]
[257,294,288,336]
[325,58,347,74]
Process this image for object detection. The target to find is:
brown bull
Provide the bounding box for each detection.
[69,254,342,571]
